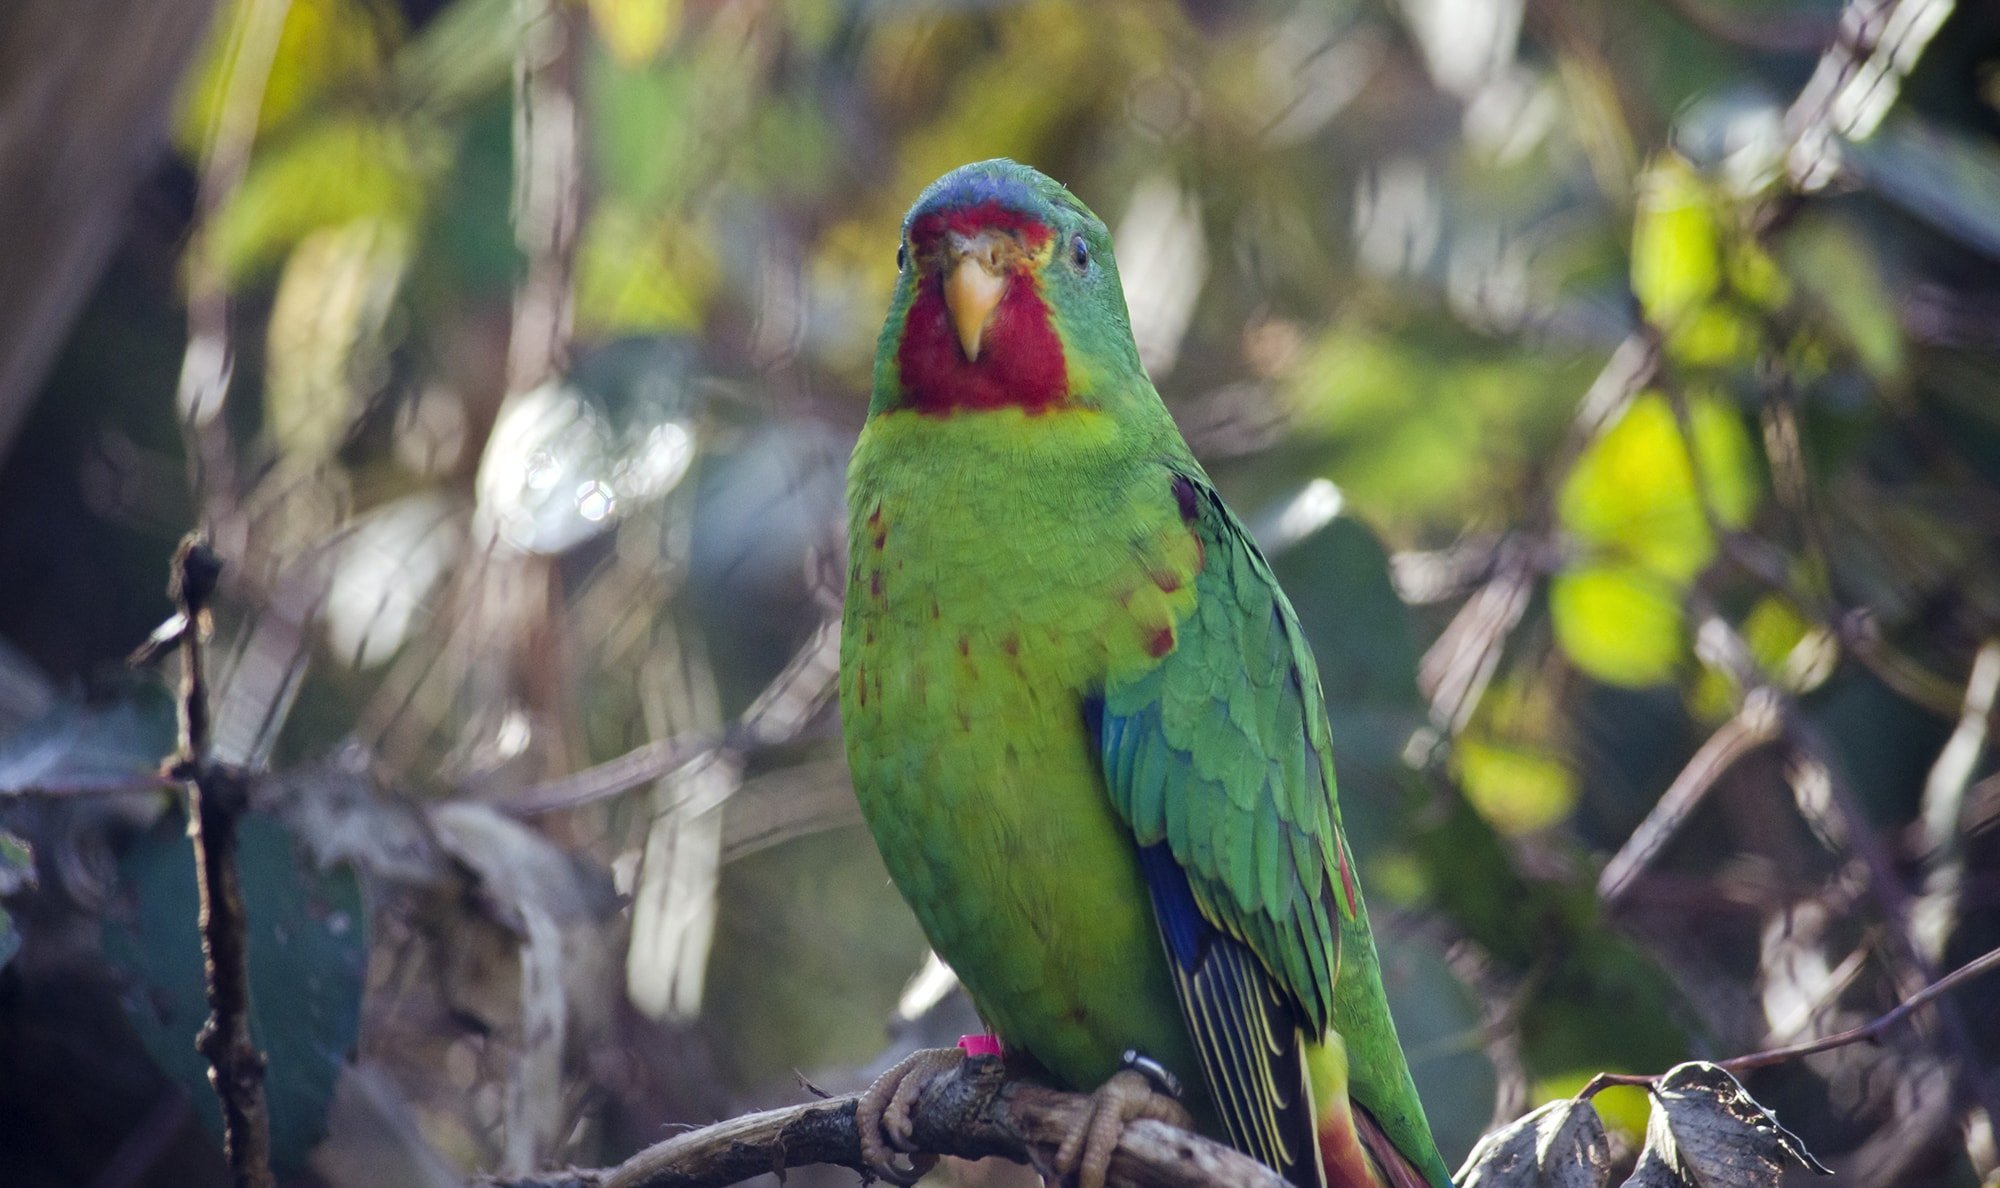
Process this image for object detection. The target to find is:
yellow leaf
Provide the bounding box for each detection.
[1632,156,1721,327]
[1736,595,1837,692]
[1559,392,1757,581]
[575,205,718,335]
[265,219,410,463]
[587,0,681,67]
[1456,738,1579,834]
[176,0,401,152]
[1551,565,1685,687]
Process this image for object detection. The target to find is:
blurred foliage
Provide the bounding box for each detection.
[102,813,368,1174]
[0,0,1997,1184]
[0,830,30,971]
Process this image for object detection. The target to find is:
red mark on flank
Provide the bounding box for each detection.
[1151,569,1181,594]
[1146,626,1175,658]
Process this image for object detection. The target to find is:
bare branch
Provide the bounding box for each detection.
[480,1057,1287,1188]
[1598,692,1785,905]
[1677,597,2000,1128]
[161,535,274,1188]
[1576,943,2000,1099]
[503,618,839,817]
[1722,945,2000,1074]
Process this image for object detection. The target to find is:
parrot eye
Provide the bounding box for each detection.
[1070,234,1090,272]
[897,242,907,272]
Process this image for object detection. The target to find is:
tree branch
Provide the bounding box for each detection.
[162,535,274,1188]
[1721,945,2000,1074]
[479,1056,1287,1188]
[1576,943,2000,1098]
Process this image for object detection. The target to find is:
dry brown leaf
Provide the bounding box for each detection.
[1624,1062,1831,1187]
[1458,1097,1613,1188]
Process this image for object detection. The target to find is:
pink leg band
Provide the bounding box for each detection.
[958,1033,1004,1058]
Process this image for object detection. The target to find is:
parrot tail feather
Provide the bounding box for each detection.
[1317,1099,1442,1188]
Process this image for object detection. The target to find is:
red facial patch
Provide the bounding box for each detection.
[895,203,1068,415]
[909,201,1055,251]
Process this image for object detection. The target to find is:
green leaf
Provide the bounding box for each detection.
[1378,931,1501,1165]
[390,0,514,111]
[0,831,33,971]
[1281,327,1585,532]
[102,813,366,1174]
[1551,565,1685,688]
[211,116,437,283]
[1782,215,1904,379]
[1458,1097,1612,1188]
[1625,1063,1831,1186]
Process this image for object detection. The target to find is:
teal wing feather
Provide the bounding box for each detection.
[1097,469,1360,1187]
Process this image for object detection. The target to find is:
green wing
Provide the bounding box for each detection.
[1096,470,1360,1187]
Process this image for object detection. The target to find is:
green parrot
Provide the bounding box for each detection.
[840,159,1453,1188]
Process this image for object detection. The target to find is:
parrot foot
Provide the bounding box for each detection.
[855,1046,959,1184]
[1052,1052,1194,1188]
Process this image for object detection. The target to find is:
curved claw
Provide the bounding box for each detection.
[856,1046,960,1183]
[1053,1061,1196,1188]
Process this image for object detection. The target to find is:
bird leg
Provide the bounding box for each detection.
[1052,1051,1195,1188]
[855,1046,961,1183]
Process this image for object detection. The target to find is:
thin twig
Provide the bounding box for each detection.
[1597,691,1785,905]
[503,618,839,817]
[1681,599,2000,1126]
[162,536,274,1188]
[1575,943,2000,1105]
[479,1055,1286,1188]
[1722,945,2000,1074]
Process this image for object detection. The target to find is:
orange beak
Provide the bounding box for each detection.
[943,232,1008,362]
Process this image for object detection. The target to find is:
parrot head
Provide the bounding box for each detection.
[872,159,1144,417]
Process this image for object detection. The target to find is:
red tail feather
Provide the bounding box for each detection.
[1354,1104,1434,1188]
[1319,1101,1437,1188]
